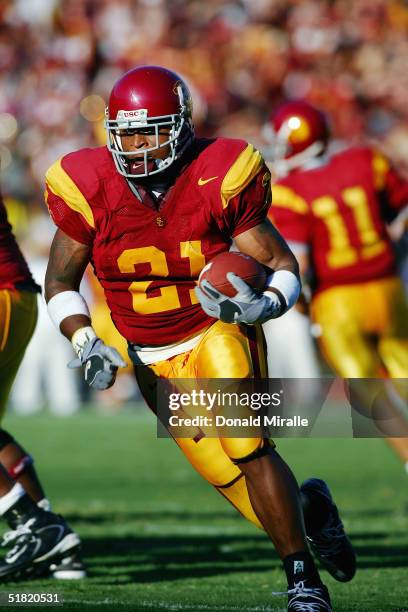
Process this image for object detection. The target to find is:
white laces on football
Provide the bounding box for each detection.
[273,581,331,612]
[2,518,36,547]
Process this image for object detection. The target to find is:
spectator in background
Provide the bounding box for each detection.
[1,0,408,214]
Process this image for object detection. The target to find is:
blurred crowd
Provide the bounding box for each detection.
[2,0,408,413]
[1,0,408,207]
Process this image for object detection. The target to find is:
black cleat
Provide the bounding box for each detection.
[301,478,356,582]
[287,581,332,611]
[49,548,87,579]
[274,580,332,611]
[0,512,80,581]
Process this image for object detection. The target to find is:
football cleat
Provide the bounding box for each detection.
[49,548,87,580]
[273,580,332,611]
[0,512,80,581]
[287,580,332,611]
[301,478,356,582]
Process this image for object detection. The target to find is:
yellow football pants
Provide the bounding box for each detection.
[311,276,408,378]
[0,289,37,421]
[135,320,270,530]
[312,276,408,459]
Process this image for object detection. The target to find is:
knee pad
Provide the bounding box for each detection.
[228,438,271,465]
[0,429,15,451]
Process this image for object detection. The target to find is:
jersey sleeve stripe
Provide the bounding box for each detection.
[45,159,95,229]
[221,144,263,209]
[271,184,309,214]
[0,289,11,351]
[372,152,390,190]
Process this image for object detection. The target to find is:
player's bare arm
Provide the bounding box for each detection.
[45,229,126,390]
[196,219,301,324]
[45,229,92,340]
[234,218,300,277]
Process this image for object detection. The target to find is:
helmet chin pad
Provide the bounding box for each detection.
[128,158,157,175]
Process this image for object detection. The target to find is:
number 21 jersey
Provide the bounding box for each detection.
[44,138,271,345]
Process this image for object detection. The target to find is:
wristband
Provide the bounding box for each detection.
[47,290,90,330]
[71,326,97,359]
[266,270,301,310]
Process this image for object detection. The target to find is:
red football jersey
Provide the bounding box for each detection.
[0,196,36,290]
[270,147,408,293]
[45,138,271,345]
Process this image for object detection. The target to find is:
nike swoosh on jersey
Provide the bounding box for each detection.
[198,176,218,186]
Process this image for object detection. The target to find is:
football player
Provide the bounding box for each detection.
[43,66,353,611]
[265,100,408,469]
[0,195,85,580]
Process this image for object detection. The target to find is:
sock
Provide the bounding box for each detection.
[3,492,41,529]
[37,498,51,512]
[0,483,25,515]
[283,551,321,587]
[301,488,333,535]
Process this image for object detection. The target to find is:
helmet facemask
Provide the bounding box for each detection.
[105,84,193,179]
[262,118,326,178]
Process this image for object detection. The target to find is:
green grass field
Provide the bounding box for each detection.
[2,408,408,612]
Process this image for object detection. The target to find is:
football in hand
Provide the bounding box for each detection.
[198,251,267,298]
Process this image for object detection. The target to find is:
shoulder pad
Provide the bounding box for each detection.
[45,147,111,229]
[215,140,264,208]
[371,150,390,190]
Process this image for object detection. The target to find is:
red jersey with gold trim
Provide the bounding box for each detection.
[0,196,35,290]
[270,147,408,293]
[45,138,271,345]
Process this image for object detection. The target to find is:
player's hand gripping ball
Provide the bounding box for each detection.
[198,252,267,297]
[195,252,281,324]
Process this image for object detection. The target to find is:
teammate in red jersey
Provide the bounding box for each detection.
[266,100,408,468]
[0,196,85,581]
[43,66,354,611]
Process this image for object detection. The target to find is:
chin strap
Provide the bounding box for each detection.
[126,180,143,202]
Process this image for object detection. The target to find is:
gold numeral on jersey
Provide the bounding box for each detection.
[342,187,386,260]
[180,241,206,305]
[312,196,358,268]
[117,246,180,314]
[118,241,205,314]
[312,188,387,269]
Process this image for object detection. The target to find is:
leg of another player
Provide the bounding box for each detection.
[0,464,18,498]
[0,433,46,504]
[0,462,44,530]
[0,460,82,581]
[0,292,85,579]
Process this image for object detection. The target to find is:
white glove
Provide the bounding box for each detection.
[195,272,283,324]
[68,337,127,390]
